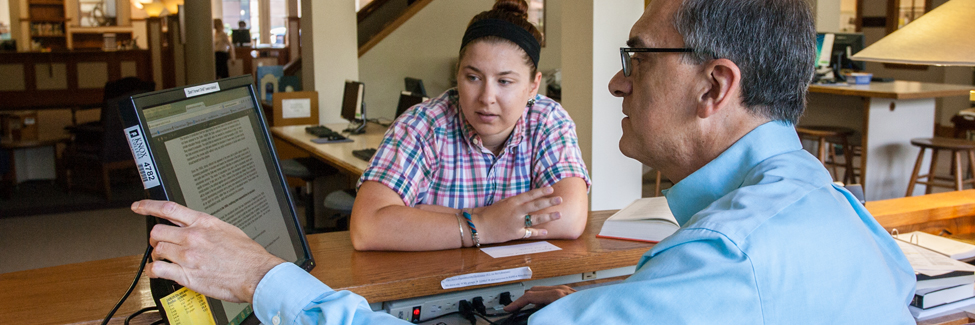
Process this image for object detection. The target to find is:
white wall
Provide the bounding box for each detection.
[0,0,10,34]
[563,0,645,210]
[358,0,563,120]
[302,0,359,124]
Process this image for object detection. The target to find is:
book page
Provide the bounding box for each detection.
[165,116,298,263]
[897,231,975,260]
[606,197,678,225]
[896,239,975,276]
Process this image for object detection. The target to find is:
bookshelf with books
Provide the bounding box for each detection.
[27,0,69,51]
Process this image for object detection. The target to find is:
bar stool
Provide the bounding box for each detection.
[905,137,975,196]
[796,126,859,184]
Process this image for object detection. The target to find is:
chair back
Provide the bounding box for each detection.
[99,78,155,162]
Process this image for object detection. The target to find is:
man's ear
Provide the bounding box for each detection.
[697,58,741,118]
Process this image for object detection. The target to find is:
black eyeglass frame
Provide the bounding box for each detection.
[620,47,695,77]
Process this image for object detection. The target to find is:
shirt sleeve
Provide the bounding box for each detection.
[253,262,409,325]
[531,109,591,190]
[527,229,762,324]
[357,114,437,206]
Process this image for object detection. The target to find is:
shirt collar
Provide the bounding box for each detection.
[663,121,802,226]
[450,89,532,154]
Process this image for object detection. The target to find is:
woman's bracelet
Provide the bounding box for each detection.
[462,209,480,248]
[455,213,467,248]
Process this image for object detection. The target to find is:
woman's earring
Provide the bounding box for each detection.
[527,99,536,107]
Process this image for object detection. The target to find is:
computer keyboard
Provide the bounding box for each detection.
[305,125,337,137]
[352,148,377,161]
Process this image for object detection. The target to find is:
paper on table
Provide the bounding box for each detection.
[896,240,975,276]
[479,241,562,258]
[281,98,311,119]
[441,267,533,289]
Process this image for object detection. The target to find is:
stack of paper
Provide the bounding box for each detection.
[897,240,975,320]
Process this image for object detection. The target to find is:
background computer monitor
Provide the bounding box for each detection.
[404,77,427,98]
[232,29,250,46]
[823,32,865,72]
[395,91,427,118]
[341,80,366,133]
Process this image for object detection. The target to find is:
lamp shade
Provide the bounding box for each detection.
[850,0,975,66]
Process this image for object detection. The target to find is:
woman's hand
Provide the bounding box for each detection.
[472,186,564,244]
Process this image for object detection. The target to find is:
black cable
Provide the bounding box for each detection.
[101,245,153,325]
[124,306,159,325]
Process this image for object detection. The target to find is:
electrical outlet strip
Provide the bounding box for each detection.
[383,283,526,322]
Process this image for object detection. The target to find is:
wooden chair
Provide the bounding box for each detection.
[906,137,975,196]
[796,126,859,184]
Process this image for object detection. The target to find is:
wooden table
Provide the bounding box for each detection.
[269,122,387,178]
[804,81,974,201]
[0,211,654,324]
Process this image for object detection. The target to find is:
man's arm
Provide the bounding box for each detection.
[131,200,410,325]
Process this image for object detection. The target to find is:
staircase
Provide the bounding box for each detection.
[357,0,433,57]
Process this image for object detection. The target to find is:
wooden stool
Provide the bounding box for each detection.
[796,126,859,184]
[906,137,975,196]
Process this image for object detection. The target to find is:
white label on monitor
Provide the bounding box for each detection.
[184,82,221,98]
[124,125,161,189]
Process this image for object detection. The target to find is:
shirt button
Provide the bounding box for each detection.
[272,314,281,325]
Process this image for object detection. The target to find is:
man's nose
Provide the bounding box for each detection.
[608,70,630,98]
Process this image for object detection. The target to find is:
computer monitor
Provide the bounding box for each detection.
[232,29,250,46]
[404,77,427,98]
[395,91,427,118]
[341,80,366,134]
[118,76,314,325]
[815,33,835,68]
[823,32,865,72]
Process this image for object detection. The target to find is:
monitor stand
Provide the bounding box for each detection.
[345,121,367,134]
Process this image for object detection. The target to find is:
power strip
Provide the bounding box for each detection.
[383,283,525,322]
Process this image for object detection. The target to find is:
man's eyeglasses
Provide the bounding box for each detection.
[620,47,695,77]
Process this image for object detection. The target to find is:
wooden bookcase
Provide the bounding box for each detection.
[27,0,68,51]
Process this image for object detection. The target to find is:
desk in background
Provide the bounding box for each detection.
[0,211,653,324]
[270,122,387,179]
[804,81,974,201]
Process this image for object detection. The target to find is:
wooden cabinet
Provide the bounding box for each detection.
[27,0,68,51]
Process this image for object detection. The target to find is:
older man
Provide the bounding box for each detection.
[133,0,915,323]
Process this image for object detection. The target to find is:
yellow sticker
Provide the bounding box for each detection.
[161,287,217,325]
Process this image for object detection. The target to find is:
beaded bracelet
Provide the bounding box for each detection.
[462,210,480,248]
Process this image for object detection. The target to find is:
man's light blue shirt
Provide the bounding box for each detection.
[253,121,916,324]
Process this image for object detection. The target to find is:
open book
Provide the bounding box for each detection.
[896,231,975,261]
[596,197,679,243]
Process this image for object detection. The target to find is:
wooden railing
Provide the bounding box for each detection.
[357,0,433,57]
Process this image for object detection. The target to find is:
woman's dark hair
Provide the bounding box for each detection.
[460,0,544,75]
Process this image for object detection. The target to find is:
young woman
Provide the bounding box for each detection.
[351,0,590,251]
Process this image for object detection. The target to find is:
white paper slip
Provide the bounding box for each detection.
[897,240,975,276]
[441,267,533,290]
[480,241,562,258]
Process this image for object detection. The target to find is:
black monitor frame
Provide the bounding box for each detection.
[828,32,865,74]
[404,77,427,98]
[341,80,366,134]
[231,29,251,47]
[121,75,314,325]
[395,91,426,119]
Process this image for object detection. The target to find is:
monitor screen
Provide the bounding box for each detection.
[815,33,834,68]
[341,80,364,122]
[404,77,427,98]
[232,29,250,45]
[127,76,312,325]
[828,32,865,72]
[396,91,426,118]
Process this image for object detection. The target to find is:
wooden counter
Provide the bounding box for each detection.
[0,211,653,324]
[809,81,973,100]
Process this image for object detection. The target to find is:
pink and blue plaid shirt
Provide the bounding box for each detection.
[358,89,590,208]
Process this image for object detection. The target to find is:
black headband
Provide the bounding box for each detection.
[461,19,540,69]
